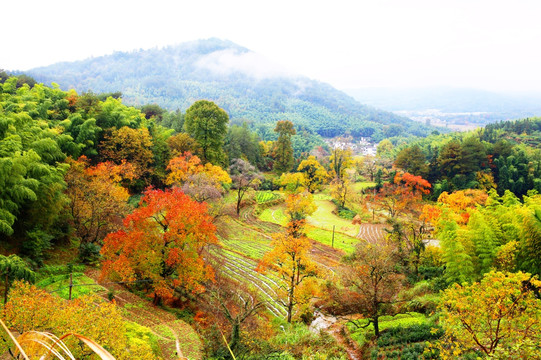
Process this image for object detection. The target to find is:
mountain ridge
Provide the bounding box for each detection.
[26,38,440,140]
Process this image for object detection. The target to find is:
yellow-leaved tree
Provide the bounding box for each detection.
[258,192,320,323]
[437,271,541,359]
[297,156,328,193]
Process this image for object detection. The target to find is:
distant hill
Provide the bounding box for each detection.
[345,87,541,130]
[25,38,440,141]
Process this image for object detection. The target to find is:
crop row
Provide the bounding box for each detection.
[209,248,286,317]
[356,223,387,243]
[256,191,281,204]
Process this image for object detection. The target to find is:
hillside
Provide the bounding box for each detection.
[25,38,439,140]
[345,87,541,130]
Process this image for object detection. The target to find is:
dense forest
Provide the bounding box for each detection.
[0,73,540,360]
[24,39,442,141]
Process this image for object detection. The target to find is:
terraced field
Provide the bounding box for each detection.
[219,189,390,321]
[209,247,287,318]
[356,223,388,243]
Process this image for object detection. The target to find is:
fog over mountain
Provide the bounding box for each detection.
[25,38,441,141]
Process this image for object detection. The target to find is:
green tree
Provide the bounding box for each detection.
[437,139,463,181]
[376,139,393,158]
[439,219,474,284]
[394,145,428,177]
[272,120,296,174]
[460,136,487,175]
[329,145,353,181]
[184,100,229,165]
[518,208,541,276]
[0,255,35,305]
[225,123,260,166]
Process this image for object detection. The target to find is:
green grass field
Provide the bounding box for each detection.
[306,225,359,253]
[352,181,376,192]
[36,272,105,300]
[308,199,358,237]
[258,206,288,226]
[256,191,281,204]
[257,191,361,251]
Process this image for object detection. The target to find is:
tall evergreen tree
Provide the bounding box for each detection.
[184,100,229,165]
[272,120,296,174]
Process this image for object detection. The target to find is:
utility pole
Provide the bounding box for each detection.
[68,272,73,301]
[331,225,335,248]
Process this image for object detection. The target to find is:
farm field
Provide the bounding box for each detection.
[218,187,391,320]
[347,312,442,359]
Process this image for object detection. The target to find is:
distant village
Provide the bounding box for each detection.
[325,137,377,156]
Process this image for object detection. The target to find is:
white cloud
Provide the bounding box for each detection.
[195,49,294,80]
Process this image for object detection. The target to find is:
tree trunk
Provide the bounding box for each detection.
[229,321,240,352]
[3,271,8,306]
[287,273,295,323]
[373,316,380,338]
[236,189,242,216]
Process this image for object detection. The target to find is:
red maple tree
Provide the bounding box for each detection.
[100,187,217,304]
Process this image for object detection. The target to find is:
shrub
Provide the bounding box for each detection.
[338,208,356,220]
[78,242,101,263]
[22,228,53,265]
[377,323,444,347]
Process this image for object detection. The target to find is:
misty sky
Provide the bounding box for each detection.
[3,0,541,92]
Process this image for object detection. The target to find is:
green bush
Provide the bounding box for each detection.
[169,307,195,324]
[78,242,101,263]
[377,323,444,347]
[337,208,356,220]
[22,228,53,265]
[125,321,161,355]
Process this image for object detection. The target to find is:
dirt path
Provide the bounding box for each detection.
[328,323,363,360]
[310,313,363,360]
[85,269,203,360]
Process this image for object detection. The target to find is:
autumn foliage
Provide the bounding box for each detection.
[100,187,217,303]
[375,172,431,218]
[3,281,155,359]
[438,271,541,359]
[65,156,135,246]
[166,152,231,186]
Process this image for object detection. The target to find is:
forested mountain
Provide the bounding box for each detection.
[24,39,440,141]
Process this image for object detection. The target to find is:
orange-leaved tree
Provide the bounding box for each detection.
[165,152,230,187]
[374,172,431,219]
[100,187,217,305]
[436,189,488,225]
[342,241,405,337]
[65,156,135,251]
